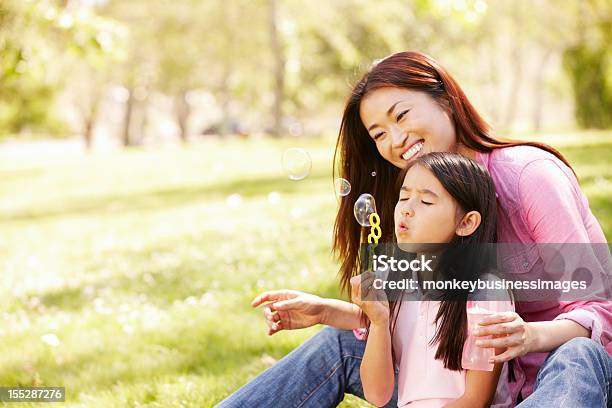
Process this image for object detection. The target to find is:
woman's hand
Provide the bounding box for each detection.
[350,271,390,325]
[251,290,325,335]
[473,311,538,363]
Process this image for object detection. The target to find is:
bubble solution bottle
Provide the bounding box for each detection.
[461,305,495,371]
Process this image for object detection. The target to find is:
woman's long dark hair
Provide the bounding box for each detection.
[390,152,498,371]
[333,51,573,297]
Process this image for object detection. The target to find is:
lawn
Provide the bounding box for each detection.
[0,131,610,407]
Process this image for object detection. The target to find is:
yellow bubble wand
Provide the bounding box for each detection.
[365,212,382,272]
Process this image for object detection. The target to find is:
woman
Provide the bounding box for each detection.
[218,51,611,407]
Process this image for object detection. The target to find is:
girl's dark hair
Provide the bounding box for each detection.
[389,152,498,371]
[333,51,573,298]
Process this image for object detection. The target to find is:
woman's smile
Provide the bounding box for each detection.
[400,139,424,161]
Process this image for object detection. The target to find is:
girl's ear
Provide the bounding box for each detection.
[455,210,481,237]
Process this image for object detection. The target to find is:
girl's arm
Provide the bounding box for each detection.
[350,273,395,406]
[444,364,503,408]
[360,320,395,407]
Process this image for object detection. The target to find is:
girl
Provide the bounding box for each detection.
[221,51,611,408]
[351,152,513,408]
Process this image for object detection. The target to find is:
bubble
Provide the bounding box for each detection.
[41,333,60,347]
[268,192,281,205]
[334,178,351,197]
[226,194,242,208]
[371,171,376,177]
[354,193,377,227]
[282,148,311,180]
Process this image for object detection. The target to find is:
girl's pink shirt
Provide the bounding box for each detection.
[392,299,514,408]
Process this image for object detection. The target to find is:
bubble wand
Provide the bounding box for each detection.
[366,212,382,273]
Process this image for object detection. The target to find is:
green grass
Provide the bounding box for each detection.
[0,131,610,407]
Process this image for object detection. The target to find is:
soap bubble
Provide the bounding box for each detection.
[41,333,60,347]
[226,194,242,208]
[354,193,377,227]
[290,207,304,218]
[334,178,351,197]
[268,192,281,205]
[282,148,311,180]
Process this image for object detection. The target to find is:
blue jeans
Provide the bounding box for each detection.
[517,337,612,407]
[217,329,611,407]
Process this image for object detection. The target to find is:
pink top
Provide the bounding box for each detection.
[392,300,514,408]
[355,145,611,405]
[475,145,611,402]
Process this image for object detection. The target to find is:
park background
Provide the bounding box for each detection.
[0,0,611,406]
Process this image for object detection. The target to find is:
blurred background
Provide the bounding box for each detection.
[0,0,610,407]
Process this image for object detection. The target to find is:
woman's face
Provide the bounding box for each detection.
[359,87,458,169]
[394,165,460,245]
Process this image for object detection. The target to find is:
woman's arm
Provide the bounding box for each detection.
[475,313,590,363]
[320,298,363,330]
[252,290,363,335]
[476,158,611,360]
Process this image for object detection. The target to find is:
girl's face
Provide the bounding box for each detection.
[359,87,459,169]
[394,165,461,245]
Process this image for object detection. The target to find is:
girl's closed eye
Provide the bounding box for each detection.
[421,200,433,205]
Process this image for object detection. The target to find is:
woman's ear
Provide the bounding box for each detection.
[455,210,481,237]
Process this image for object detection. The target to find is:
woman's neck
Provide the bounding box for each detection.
[456,143,477,161]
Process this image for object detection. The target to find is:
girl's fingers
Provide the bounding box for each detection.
[474,321,523,336]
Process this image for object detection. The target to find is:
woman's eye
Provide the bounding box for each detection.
[399,196,410,201]
[373,132,385,140]
[396,110,410,122]
[421,201,433,205]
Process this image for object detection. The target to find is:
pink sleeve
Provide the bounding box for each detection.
[518,159,588,243]
[353,328,367,340]
[518,158,612,347]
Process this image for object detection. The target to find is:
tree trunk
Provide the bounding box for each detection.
[268,0,285,137]
[83,118,94,150]
[122,87,134,147]
[503,2,522,131]
[81,96,100,151]
[531,51,552,133]
[174,91,190,143]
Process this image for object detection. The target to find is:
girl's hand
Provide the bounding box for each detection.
[350,272,390,325]
[473,311,538,363]
[251,290,325,335]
